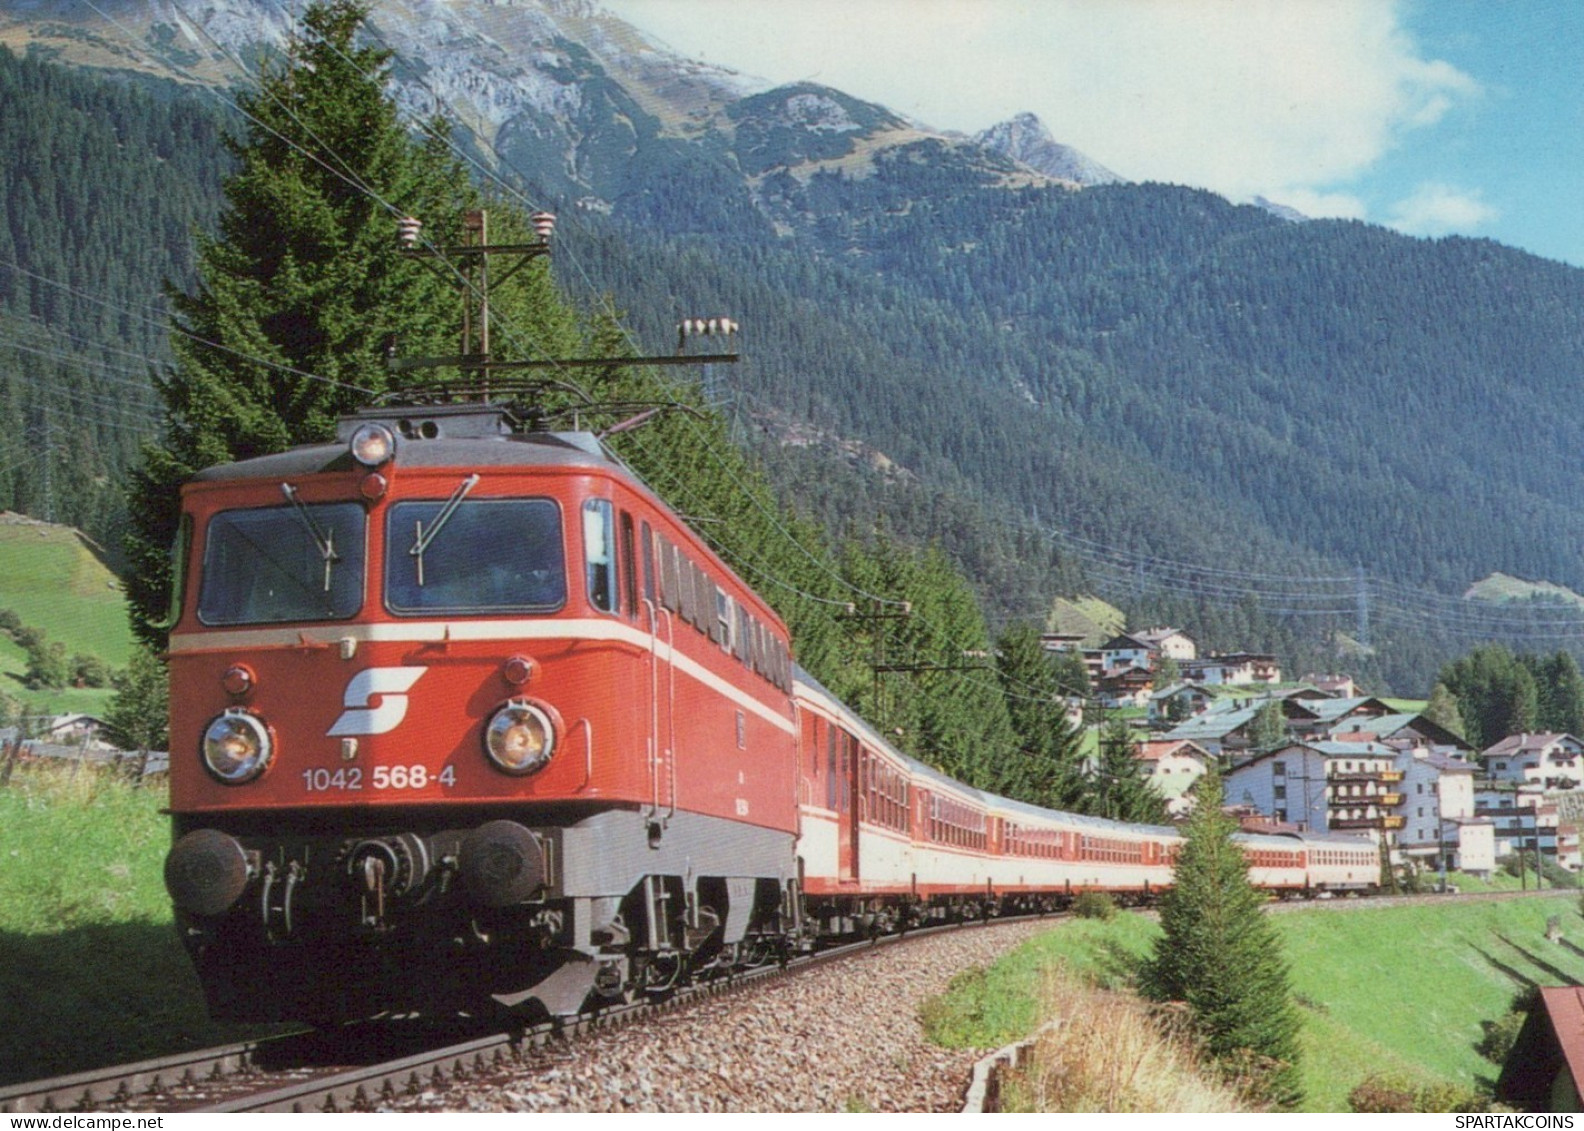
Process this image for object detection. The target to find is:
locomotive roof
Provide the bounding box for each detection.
[191,430,624,483]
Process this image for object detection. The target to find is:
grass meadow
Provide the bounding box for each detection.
[0,519,132,715]
[0,764,273,1085]
[924,894,1584,1111]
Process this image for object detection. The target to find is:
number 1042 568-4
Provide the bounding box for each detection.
[302,764,456,792]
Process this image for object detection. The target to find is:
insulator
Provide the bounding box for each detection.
[531,211,556,240]
[679,317,738,338]
[396,217,422,248]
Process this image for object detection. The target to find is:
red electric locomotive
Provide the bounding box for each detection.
[162,400,804,1020]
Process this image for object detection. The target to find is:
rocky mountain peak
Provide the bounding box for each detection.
[974,112,1126,187]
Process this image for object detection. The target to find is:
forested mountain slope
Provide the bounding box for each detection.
[3,2,1584,696]
[0,46,228,554]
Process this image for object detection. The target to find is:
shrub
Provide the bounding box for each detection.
[23,639,69,690]
[1477,1009,1526,1066]
[1073,891,1117,920]
[1348,1075,1417,1113]
[1349,1074,1491,1113]
[71,654,112,689]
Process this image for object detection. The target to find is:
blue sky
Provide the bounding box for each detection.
[602,0,1584,268]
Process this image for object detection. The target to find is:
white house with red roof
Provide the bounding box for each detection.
[1134,739,1211,815]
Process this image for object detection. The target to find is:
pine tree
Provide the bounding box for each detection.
[1529,652,1584,737]
[1145,764,1303,1108]
[1423,682,1465,739]
[995,622,1088,809]
[1439,644,1539,750]
[1249,699,1288,753]
[124,0,474,648]
[104,646,171,753]
[1091,717,1167,823]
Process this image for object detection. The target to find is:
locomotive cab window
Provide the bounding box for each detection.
[386,498,564,613]
[198,502,366,625]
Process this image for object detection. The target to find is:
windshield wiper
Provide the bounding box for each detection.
[410,473,481,586]
[280,483,340,593]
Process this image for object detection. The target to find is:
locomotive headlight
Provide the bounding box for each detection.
[349,422,396,467]
[201,709,273,784]
[483,699,558,775]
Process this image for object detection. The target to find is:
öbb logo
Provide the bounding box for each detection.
[328,667,427,736]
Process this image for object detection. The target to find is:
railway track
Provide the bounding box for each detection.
[0,918,1000,1114]
[6,889,1569,1114]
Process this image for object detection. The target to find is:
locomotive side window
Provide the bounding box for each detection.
[620,511,638,619]
[690,563,710,632]
[715,588,732,649]
[583,499,616,613]
[734,604,751,662]
[662,539,681,613]
[386,499,563,613]
[198,502,366,625]
[641,521,656,608]
[675,555,693,623]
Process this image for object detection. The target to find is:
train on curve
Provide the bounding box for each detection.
[160,395,1378,1024]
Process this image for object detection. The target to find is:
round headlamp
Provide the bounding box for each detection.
[201,709,273,784]
[349,422,397,467]
[483,699,558,776]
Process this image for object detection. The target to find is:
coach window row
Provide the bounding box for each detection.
[585,502,792,694]
[1079,834,1143,864]
[929,796,987,851]
[860,749,909,832]
[1006,825,1064,860]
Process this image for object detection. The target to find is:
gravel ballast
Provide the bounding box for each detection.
[386,919,1050,1113]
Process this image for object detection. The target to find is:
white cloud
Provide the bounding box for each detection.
[604,0,1481,215]
[1386,183,1499,235]
[1259,188,1368,222]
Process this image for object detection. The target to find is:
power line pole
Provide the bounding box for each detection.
[39,407,53,524]
[1355,564,1370,650]
[390,211,740,386]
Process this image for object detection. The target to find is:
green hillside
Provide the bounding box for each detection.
[1465,572,1584,610]
[0,514,133,713]
[929,895,1584,1111]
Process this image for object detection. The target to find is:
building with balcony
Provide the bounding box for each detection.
[1483,733,1584,793]
[1180,652,1282,686]
[1223,739,1406,851]
[1390,744,1487,875]
[1475,783,1580,872]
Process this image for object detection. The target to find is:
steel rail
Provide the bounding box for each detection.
[0,1034,301,1114]
[0,916,1022,1114]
